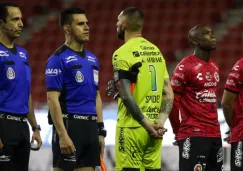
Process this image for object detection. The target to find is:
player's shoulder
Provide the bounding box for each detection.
[209,59,219,70]
[235,58,243,65]
[15,44,28,53]
[174,54,196,72]
[47,45,69,62]
[177,55,193,65]
[85,49,99,62]
[52,45,68,57]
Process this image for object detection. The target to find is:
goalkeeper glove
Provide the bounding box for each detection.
[106,79,119,100]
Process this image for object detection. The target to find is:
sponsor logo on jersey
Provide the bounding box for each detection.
[204,82,217,87]
[182,138,191,159]
[234,65,239,71]
[113,54,118,60]
[6,67,15,79]
[64,155,76,162]
[0,155,10,162]
[75,71,84,83]
[19,52,26,59]
[235,141,242,167]
[171,80,181,86]
[173,72,184,79]
[45,68,61,76]
[178,65,184,71]
[140,46,154,50]
[217,147,223,163]
[196,90,216,103]
[226,79,235,86]
[118,128,125,152]
[132,51,140,57]
[87,56,96,62]
[0,50,9,57]
[194,63,202,70]
[66,56,77,63]
[229,73,240,78]
[197,73,203,80]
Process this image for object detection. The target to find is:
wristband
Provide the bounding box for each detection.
[97,122,107,137]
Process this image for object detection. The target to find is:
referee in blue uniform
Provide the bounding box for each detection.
[45,8,106,171]
[0,2,42,171]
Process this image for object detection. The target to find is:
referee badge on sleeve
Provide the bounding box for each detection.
[93,70,99,85]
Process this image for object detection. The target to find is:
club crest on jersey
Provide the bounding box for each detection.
[75,71,84,83]
[6,67,15,79]
[214,72,219,82]
[193,164,202,171]
[205,72,212,81]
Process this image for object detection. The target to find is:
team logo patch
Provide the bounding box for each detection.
[6,67,15,79]
[193,164,202,171]
[75,71,84,83]
[214,72,219,82]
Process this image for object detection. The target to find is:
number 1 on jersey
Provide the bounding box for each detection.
[149,65,157,91]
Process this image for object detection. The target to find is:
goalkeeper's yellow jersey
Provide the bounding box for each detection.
[112,37,169,127]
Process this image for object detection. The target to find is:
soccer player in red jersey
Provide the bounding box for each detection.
[169,24,223,171]
[221,59,243,171]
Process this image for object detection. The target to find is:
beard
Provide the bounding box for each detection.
[117,29,125,40]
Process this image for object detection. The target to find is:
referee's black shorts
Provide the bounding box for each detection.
[52,114,100,170]
[0,112,30,171]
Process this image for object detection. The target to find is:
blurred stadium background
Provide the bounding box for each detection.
[8,0,243,170]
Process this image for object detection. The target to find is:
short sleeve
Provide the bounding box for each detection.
[171,63,187,93]
[225,61,243,94]
[45,56,64,92]
[112,50,140,72]
[163,58,169,79]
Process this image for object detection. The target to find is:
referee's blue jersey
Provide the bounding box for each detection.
[0,43,31,114]
[45,45,99,115]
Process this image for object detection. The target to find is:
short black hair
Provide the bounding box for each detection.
[59,8,85,27]
[0,2,19,22]
[121,7,144,31]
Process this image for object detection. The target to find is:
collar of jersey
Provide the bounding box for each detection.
[64,44,86,58]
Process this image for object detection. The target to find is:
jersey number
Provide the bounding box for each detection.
[149,65,157,91]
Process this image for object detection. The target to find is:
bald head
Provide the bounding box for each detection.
[188,24,216,51]
[120,7,144,32]
[188,24,208,43]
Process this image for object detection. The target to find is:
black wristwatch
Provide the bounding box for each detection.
[32,125,41,132]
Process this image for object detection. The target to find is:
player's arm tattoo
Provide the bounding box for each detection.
[160,78,174,118]
[116,79,144,122]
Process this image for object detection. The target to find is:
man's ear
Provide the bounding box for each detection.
[0,20,4,28]
[63,25,71,34]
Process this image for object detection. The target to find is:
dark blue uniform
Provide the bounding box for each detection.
[46,45,100,169]
[0,43,31,171]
